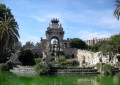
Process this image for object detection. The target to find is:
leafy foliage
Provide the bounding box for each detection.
[111,34,120,53]
[34,58,42,64]
[0,4,19,47]
[102,64,113,75]
[58,55,66,63]
[35,63,49,75]
[57,51,65,56]
[0,4,19,62]
[62,59,79,66]
[69,38,87,49]
[19,50,35,66]
[114,0,120,20]
[88,34,120,61]
[0,63,7,71]
[95,63,100,70]
[13,42,22,51]
[35,42,41,49]
[23,41,34,49]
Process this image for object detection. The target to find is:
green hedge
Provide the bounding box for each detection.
[0,63,7,71]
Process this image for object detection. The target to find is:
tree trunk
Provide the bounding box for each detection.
[0,46,3,63]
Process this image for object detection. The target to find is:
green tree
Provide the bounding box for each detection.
[111,33,120,53]
[0,4,19,62]
[23,41,34,49]
[99,41,116,61]
[13,42,22,51]
[114,0,120,20]
[35,42,41,49]
[69,38,87,49]
[94,41,111,52]
[19,50,35,66]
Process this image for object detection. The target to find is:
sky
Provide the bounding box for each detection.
[1,0,120,45]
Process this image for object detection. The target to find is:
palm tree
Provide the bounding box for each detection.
[114,0,120,20]
[0,15,20,62]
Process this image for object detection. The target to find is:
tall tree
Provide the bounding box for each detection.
[111,33,120,53]
[0,4,19,62]
[69,38,87,49]
[35,42,41,49]
[23,41,34,49]
[99,41,116,61]
[114,0,120,20]
[13,41,22,51]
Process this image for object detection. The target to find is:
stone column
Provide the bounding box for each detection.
[67,38,69,49]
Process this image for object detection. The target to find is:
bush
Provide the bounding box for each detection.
[95,63,100,70]
[35,63,49,75]
[58,51,65,56]
[34,58,42,64]
[58,55,66,63]
[102,64,113,75]
[62,59,79,66]
[19,50,35,66]
[0,63,7,71]
[49,56,55,62]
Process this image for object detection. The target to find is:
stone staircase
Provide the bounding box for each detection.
[112,67,120,74]
[49,67,99,75]
[10,65,35,74]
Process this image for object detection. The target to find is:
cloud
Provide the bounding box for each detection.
[20,34,40,45]
[100,17,120,29]
[76,30,113,40]
[79,9,120,30]
[31,16,46,22]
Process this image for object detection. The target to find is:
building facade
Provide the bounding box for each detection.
[84,37,110,45]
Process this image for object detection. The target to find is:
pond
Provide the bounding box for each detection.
[0,71,120,85]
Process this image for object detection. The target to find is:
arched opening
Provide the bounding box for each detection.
[64,43,67,49]
[50,36,60,61]
[42,43,46,49]
[50,36,60,51]
[71,54,75,58]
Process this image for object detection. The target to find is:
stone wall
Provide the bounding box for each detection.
[63,48,119,67]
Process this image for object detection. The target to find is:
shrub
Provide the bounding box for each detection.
[102,64,113,75]
[49,56,55,62]
[35,63,49,75]
[58,51,65,56]
[0,63,7,71]
[19,50,35,66]
[34,58,42,64]
[62,59,79,66]
[65,54,70,59]
[95,63,100,70]
[58,55,66,63]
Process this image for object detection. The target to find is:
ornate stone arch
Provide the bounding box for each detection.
[41,18,69,52]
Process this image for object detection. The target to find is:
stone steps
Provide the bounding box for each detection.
[10,65,35,74]
[49,72,99,75]
[49,67,99,75]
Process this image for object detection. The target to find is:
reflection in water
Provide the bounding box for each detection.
[77,78,99,85]
[0,71,120,85]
